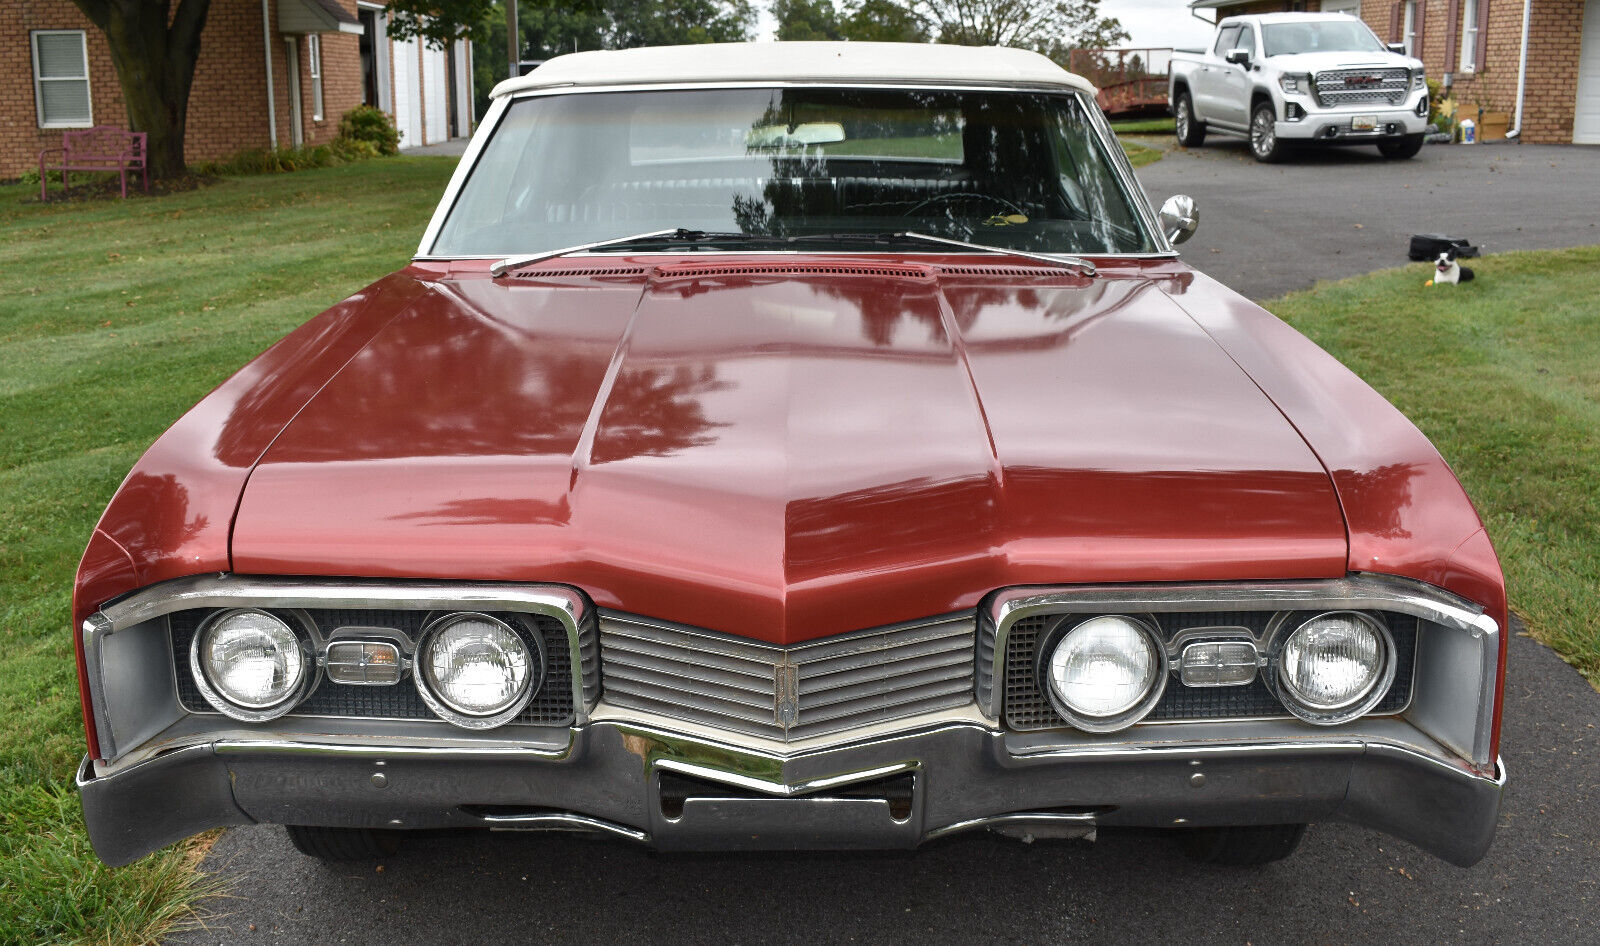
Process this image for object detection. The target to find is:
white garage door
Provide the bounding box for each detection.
[1578,0,1600,143]
[392,36,423,149]
[423,45,448,145]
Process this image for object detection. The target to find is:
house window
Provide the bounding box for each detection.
[307,33,324,121]
[1460,0,1480,71]
[1403,1,1419,55]
[31,30,92,128]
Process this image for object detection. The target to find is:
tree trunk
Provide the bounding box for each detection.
[72,0,211,180]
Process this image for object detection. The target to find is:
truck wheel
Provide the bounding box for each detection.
[1249,103,1286,163]
[1174,92,1206,147]
[1378,134,1425,159]
[1177,823,1307,866]
[285,825,402,861]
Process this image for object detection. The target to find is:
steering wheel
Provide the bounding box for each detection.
[902,192,1028,218]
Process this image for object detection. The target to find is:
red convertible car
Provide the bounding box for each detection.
[75,42,1506,868]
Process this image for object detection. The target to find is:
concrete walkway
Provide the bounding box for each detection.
[400,138,468,158]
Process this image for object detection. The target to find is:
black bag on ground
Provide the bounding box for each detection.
[1408,234,1480,261]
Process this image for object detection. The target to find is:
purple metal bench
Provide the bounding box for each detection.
[38,126,149,201]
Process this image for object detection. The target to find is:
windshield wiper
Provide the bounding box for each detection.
[790,231,1097,276]
[491,228,1097,277]
[491,229,785,277]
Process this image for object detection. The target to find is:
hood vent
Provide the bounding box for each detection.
[503,265,651,279]
[652,261,933,281]
[935,264,1088,280]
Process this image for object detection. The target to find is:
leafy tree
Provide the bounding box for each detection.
[602,0,756,47]
[841,0,929,41]
[472,0,756,117]
[773,0,843,40]
[908,0,1125,49]
[773,0,928,43]
[67,0,211,180]
[385,0,498,46]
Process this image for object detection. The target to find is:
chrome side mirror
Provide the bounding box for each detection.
[1158,195,1199,245]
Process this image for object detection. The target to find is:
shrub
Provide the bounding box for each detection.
[337,105,401,156]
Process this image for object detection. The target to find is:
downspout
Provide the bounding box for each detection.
[261,0,278,147]
[1507,0,1531,138]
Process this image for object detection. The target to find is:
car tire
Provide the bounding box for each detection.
[1174,92,1206,147]
[1177,823,1307,866]
[1249,103,1286,163]
[285,825,403,861]
[1378,134,1426,159]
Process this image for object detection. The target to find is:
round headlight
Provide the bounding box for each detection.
[190,609,311,721]
[415,613,542,729]
[1039,615,1167,733]
[1272,611,1394,724]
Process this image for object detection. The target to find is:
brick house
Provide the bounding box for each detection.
[1188,0,1599,143]
[3,0,473,179]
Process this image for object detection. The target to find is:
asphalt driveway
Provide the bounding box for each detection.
[168,141,1600,945]
[1134,138,1600,299]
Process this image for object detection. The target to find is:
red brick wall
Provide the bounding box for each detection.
[1359,0,1583,142]
[0,1,123,178]
[1,0,373,178]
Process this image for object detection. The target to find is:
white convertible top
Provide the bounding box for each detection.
[489,42,1095,98]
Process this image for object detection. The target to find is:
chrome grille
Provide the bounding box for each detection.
[599,610,976,740]
[1313,68,1410,108]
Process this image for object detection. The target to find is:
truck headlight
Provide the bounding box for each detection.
[190,609,312,720]
[1280,73,1310,95]
[1412,68,1427,90]
[415,613,543,729]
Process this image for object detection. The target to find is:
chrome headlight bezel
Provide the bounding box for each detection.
[1034,613,1168,733]
[1265,610,1397,726]
[188,607,316,722]
[1279,73,1311,95]
[413,611,546,730]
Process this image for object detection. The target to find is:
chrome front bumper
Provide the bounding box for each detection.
[78,714,1505,868]
[1278,108,1429,141]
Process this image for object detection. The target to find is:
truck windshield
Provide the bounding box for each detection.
[1261,20,1386,56]
[429,87,1157,257]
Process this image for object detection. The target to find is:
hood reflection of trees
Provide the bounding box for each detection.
[228,301,729,465]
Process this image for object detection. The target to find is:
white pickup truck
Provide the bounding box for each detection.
[1169,12,1429,162]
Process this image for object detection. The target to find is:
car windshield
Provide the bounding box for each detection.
[1261,20,1386,56]
[429,87,1157,257]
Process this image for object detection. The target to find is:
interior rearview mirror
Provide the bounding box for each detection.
[748,122,847,149]
[1159,195,1200,245]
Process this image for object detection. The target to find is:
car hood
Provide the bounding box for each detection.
[230,258,1348,643]
[1266,51,1421,74]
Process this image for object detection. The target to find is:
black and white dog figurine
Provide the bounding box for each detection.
[1432,247,1475,284]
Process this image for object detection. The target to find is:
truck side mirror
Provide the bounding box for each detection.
[1387,42,1407,54]
[1159,195,1200,245]
[1225,48,1251,68]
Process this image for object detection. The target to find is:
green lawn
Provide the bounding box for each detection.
[1270,246,1600,686]
[1119,137,1166,168]
[0,156,459,944]
[1112,117,1176,135]
[2,157,1595,942]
